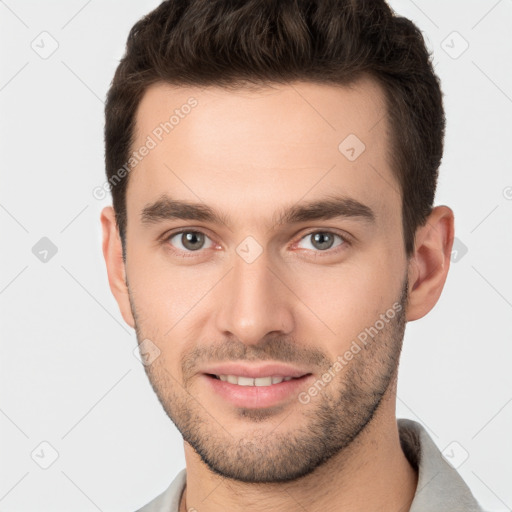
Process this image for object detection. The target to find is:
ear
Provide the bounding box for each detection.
[406,205,455,321]
[100,206,135,329]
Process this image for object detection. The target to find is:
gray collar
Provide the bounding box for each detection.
[398,418,485,512]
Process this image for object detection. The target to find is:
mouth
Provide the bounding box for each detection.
[202,371,314,409]
[206,373,308,386]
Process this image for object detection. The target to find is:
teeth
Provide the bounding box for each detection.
[215,375,297,386]
[253,377,271,386]
[237,376,254,386]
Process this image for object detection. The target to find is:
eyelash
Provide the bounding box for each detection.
[161,228,351,259]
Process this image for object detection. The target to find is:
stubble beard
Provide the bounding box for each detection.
[131,279,408,483]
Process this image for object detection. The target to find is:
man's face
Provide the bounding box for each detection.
[123,78,410,482]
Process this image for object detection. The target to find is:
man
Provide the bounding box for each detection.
[100,1,486,511]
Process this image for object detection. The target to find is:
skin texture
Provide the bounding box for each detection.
[101,77,454,512]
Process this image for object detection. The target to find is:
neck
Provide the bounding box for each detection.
[180,380,417,512]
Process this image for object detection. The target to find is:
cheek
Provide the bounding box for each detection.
[289,250,403,343]
[127,250,218,329]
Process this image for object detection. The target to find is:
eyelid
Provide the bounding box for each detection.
[297,228,352,243]
[161,226,214,242]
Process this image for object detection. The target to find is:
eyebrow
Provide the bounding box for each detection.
[140,194,376,229]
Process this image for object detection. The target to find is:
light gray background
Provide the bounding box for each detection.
[1,1,511,511]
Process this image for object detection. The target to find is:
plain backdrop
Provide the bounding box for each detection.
[1,1,511,511]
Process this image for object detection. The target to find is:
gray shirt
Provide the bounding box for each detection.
[135,418,486,512]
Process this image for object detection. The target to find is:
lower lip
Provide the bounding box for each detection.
[202,374,313,409]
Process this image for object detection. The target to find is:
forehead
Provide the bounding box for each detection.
[127,78,400,228]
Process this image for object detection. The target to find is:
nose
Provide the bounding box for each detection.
[213,247,295,345]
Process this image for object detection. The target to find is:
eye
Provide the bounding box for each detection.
[296,231,347,252]
[166,230,214,253]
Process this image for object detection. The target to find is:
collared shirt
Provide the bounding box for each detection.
[135,418,487,512]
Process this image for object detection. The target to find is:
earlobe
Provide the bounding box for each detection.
[406,206,455,322]
[100,206,135,329]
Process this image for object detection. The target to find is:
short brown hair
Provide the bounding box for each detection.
[104,0,445,258]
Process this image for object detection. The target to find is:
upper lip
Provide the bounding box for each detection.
[201,362,311,379]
